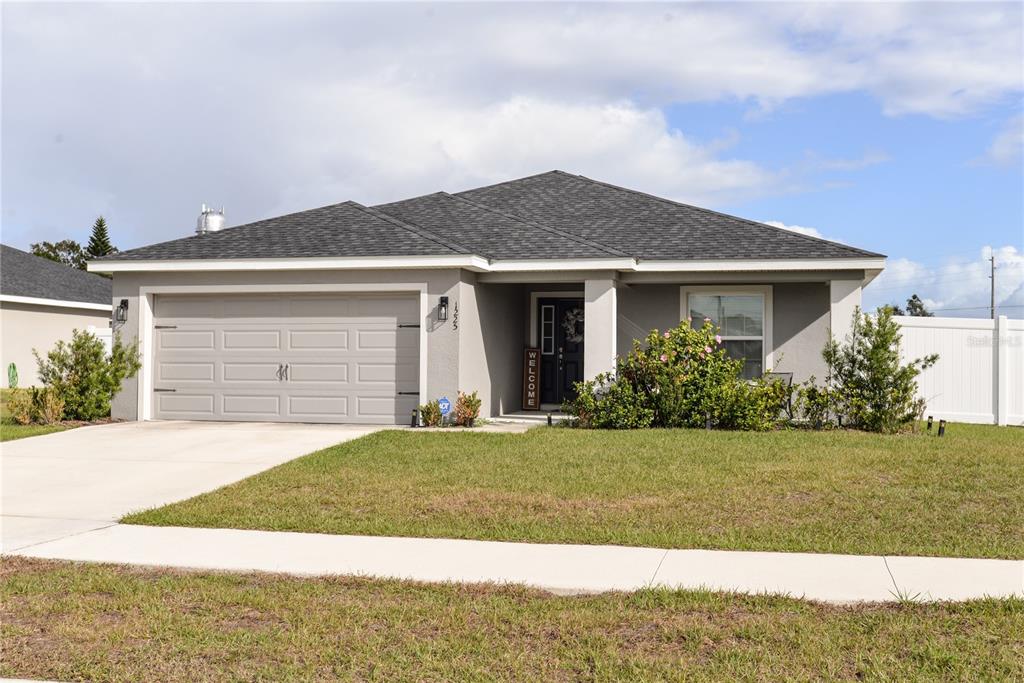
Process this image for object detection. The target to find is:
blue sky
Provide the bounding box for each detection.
[2,2,1022,315]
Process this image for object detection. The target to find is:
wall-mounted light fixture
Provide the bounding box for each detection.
[438,296,449,321]
[115,299,129,324]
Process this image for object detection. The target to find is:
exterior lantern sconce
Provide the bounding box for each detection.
[438,296,449,321]
[115,299,129,324]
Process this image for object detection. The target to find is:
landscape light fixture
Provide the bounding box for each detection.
[115,299,129,324]
[438,296,449,321]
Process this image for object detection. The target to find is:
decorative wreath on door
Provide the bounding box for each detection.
[562,307,584,343]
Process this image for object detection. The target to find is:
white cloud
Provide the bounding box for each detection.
[980,115,1024,166]
[763,220,846,245]
[864,245,1024,317]
[0,3,1020,248]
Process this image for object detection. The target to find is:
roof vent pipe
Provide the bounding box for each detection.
[196,204,226,235]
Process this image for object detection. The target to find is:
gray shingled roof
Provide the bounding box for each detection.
[100,201,463,261]
[1,244,111,305]
[456,171,881,260]
[375,192,624,259]
[100,171,882,263]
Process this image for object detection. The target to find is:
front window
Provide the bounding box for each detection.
[687,293,765,379]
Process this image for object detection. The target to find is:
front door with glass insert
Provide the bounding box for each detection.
[687,292,765,379]
[538,298,584,404]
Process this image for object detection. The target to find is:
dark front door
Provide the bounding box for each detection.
[538,298,584,405]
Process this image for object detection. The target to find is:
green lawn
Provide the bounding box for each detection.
[0,389,68,441]
[0,422,67,441]
[3,557,1021,682]
[124,424,1024,559]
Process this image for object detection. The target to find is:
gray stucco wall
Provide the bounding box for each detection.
[771,282,830,382]
[110,268,462,421]
[616,282,831,382]
[110,269,835,421]
[461,280,525,416]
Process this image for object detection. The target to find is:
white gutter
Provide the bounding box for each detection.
[89,254,490,273]
[634,257,887,272]
[88,254,884,275]
[0,294,111,312]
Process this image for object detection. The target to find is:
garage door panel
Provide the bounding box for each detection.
[288,363,348,383]
[222,394,281,416]
[289,395,348,417]
[158,330,216,350]
[158,362,215,382]
[153,293,419,424]
[222,362,282,382]
[223,330,282,351]
[157,393,215,415]
[289,330,349,350]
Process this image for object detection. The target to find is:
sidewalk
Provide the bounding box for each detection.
[11,524,1022,603]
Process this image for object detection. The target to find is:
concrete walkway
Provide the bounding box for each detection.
[1,421,384,551]
[12,524,1022,603]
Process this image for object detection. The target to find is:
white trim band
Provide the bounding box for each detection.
[0,294,111,312]
[89,255,885,275]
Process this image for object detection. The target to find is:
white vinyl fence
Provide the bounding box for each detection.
[87,325,113,354]
[895,315,1023,426]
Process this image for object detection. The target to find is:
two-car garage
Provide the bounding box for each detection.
[150,293,420,424]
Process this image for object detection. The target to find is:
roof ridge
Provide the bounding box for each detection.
[455,170,565,196]
[567,173,884,259]
[345,202,474,256]
[443,192,629,258]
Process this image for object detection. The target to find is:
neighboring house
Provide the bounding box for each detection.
[1,244,112,387]
[89,171,885,424]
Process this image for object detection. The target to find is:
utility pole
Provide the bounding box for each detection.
[989,254,996,319]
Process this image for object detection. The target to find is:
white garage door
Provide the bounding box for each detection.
[152,293,420,424]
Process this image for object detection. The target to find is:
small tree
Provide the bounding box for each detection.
[809,307,937,433]
[85,216,117,259]
[905,294,933,317]
[34,329,141,421]
[31,239,86,270]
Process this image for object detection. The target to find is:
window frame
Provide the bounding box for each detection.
[679,285,774,375]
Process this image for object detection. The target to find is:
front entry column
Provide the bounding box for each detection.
[829,279,862,343]
[584,279,617,380]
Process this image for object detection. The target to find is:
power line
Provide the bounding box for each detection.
[929,304,1024,313]
[865,274,992,293]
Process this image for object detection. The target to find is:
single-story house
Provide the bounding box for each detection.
[89,171,885,424]
[1,244,113,387]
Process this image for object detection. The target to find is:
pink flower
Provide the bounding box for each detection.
[715,335,722,344]
[663,331,671,339]
[704,345,712,354]
[686,316,692,322]
[660,354,668,362]
[704,317,711,323]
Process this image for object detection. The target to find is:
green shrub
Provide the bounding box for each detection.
[34,329,141,421]
[565,318,786,431]
[454,391,482,426]
[7,363,17,389]
[798,307,937,433]
[419,400,443,427]
[567,372,655,429]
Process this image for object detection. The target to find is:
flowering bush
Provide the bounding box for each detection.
[454,391,482,426]
[564,318,786,431]
[419,400,443,427]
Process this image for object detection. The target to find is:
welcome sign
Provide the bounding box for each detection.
[522,348,540,410]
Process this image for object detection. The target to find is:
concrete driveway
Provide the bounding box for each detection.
[1,420,385,552]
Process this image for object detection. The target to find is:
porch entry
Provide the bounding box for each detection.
[537,297,584,404]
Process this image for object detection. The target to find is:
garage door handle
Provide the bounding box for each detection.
[397,391,419,396]
[275,364,284,381]
[154,388,176,393]
[283,364,289,381]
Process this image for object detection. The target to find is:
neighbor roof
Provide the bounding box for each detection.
[1,244,112,305]
[98,171,883,264]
